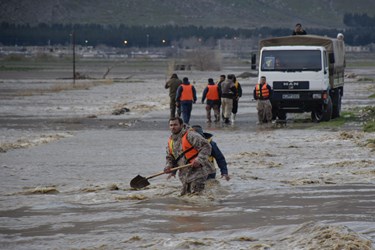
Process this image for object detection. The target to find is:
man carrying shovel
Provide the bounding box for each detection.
[164,117,215,195]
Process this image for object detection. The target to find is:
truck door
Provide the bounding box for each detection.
[323,51,329,89]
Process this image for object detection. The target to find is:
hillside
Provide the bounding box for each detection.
[0,0,374,29]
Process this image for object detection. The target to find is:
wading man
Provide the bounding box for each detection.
[164,117,215,195]
[191,125,230,181]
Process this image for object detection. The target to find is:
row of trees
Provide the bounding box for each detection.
[343,13,375,27]
[0,21,374,48]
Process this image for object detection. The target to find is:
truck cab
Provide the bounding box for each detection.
[258,35,345,122]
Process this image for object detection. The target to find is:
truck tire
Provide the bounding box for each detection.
[332,89,342,119]
[311,96,333,122]
[272,109,287,121]
[277,111,287,120]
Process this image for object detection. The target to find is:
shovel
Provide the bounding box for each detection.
[130,163,192,189]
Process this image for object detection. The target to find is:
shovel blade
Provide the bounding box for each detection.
[130,175,150,189]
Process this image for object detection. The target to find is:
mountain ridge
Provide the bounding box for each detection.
[0,0,374,29]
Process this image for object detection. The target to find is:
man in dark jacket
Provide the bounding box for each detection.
[176,77,197,125]
[165,73,182,118]
[292,23,307,35]
[219,74,237,124]
[192,125,230,181]
[231,75,242,123]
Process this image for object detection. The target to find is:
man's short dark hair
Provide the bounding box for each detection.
[169,117,183,125]
[220,75,226,78]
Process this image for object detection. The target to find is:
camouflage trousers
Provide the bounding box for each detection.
[221,97,233,120]
[257,99,272,123]
[180,177,206,195]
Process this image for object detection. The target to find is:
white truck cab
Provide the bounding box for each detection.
[258,35,345,122]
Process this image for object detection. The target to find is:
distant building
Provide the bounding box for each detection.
[217,38,258,58]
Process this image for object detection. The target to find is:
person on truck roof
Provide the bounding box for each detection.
[337,33,344,40]
[292,23,307,35]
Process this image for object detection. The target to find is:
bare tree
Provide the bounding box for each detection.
[186,48,221,71]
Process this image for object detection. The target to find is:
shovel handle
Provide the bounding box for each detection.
[147,163,192,180]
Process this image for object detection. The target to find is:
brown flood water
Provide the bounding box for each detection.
[0,57,374,249]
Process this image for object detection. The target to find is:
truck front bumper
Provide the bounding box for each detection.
[271,91,326,113]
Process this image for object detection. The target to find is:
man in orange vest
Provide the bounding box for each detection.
[176,77,197,125]
[202,78,221,123]
[164,117,215,195]
[253,76,273,124]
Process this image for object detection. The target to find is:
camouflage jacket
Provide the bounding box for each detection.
[165,78,182,98]
[166,125,215,183]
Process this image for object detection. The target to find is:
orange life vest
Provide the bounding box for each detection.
[180,84,193,101]
[206,85,220,101]
[168,130,198,163]
[255,83,270,99]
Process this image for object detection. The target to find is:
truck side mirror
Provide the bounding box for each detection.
[251,53,256,70]
[329,53,335,64]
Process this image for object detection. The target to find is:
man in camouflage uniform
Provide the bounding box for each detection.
[165,73,182,118]
[164,117,215,195]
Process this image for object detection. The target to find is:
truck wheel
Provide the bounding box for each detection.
[277,111,287,120]
[332,90,342,119]
[272,110,277,120]
[311,96,333,122]
[272,109,286,120]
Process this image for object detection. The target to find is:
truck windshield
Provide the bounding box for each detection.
[261,50,322,71]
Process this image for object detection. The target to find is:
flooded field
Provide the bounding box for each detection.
[0,56,374,249]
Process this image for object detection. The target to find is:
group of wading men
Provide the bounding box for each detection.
[164,74,273,195]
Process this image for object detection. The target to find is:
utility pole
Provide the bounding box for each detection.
[71,31,76,84]
[146,34,149,51]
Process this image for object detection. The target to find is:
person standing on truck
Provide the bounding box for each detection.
[202,78,221,123]
[231,75,242,123]
[292,23,307,35]
[176,77,197,125]
[165,73,182,118]
[253,76,273,124]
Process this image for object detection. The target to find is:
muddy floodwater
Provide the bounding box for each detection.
[0,57,374,249]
